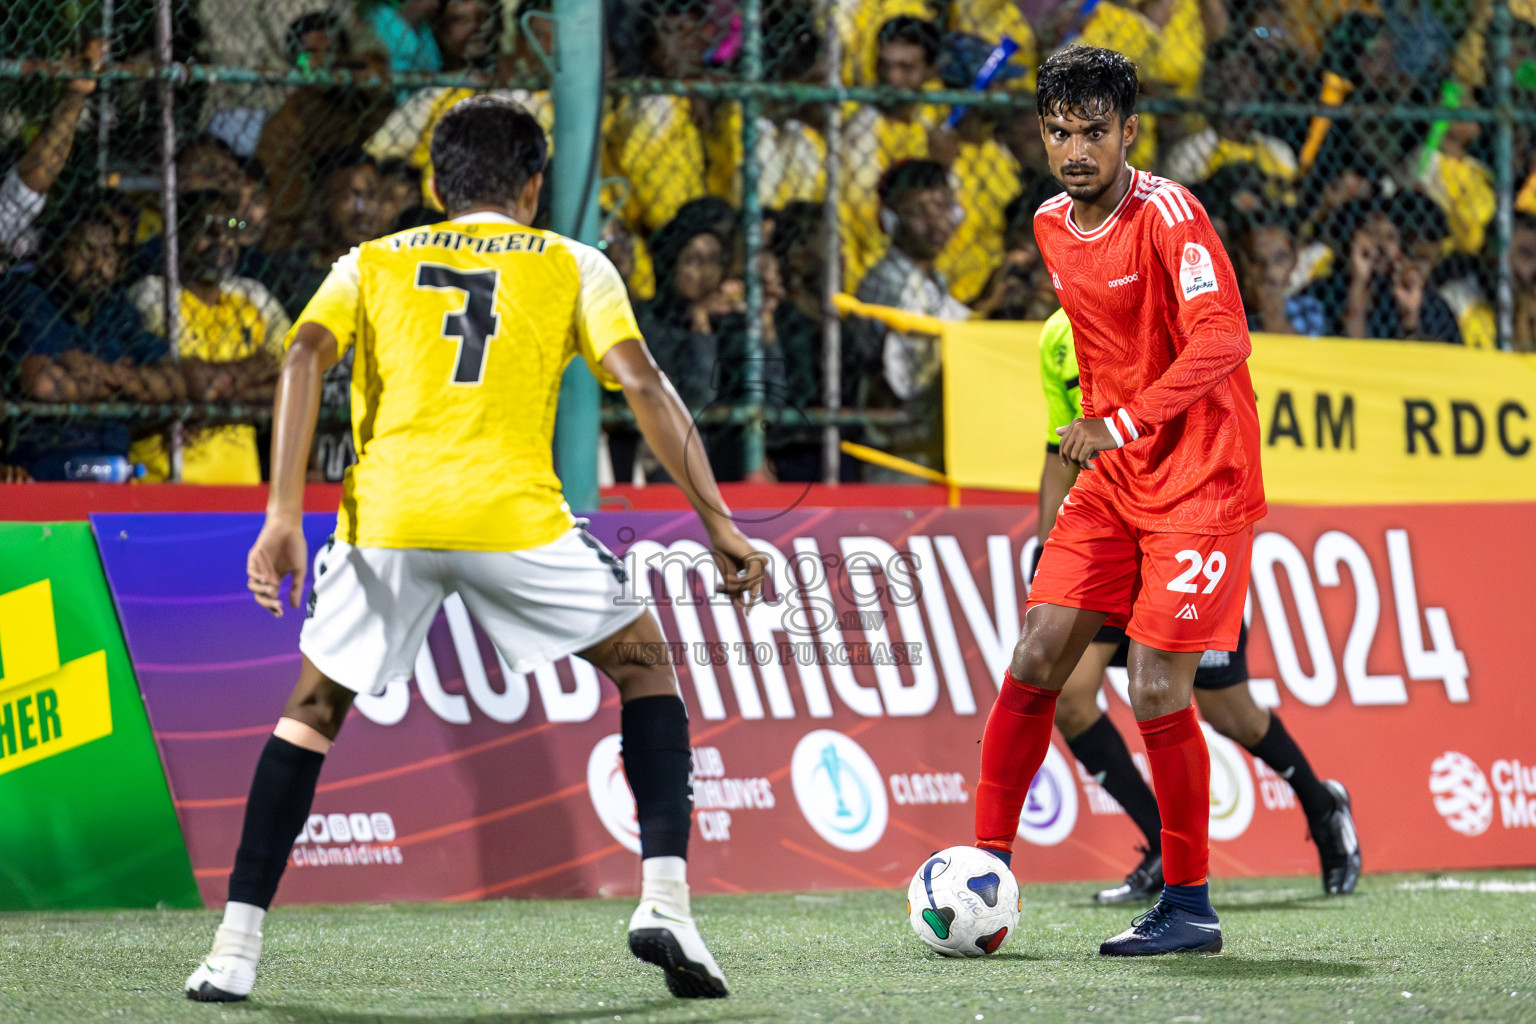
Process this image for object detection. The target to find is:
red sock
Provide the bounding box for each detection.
[1138,705,1210,886]
[974,671,1060,855]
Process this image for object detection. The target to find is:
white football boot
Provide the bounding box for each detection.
[627,882,728,999]
[185,924,261,1002]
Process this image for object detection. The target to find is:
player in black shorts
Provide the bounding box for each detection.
[1051,618,1362,902]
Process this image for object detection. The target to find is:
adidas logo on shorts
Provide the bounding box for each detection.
[1174,604,1199,620]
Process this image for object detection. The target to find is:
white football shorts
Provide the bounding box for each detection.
[298,521,645,696]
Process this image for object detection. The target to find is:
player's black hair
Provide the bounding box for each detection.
[1516,211,1536,235]
[876,15,941,66]
[1035,45,1139,124]
[877,159,949,209]
[430,95,548,214]
[1388,190,1449,246]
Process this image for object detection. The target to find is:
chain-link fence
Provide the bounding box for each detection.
[2,0,1532,485]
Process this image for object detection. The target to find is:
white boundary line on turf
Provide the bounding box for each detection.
[1397,878,1536,893]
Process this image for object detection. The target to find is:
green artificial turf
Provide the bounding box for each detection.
[2,872,1534,1023]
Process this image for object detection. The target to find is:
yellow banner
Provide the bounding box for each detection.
[942,323,1536,504]
[0,580,114,776]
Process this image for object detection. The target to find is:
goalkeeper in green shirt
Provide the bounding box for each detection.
[1033,309,1362,901]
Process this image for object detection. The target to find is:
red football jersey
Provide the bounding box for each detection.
[1034,167,1266,534]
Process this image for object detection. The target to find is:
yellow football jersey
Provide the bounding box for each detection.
[938,137,1021,305]
[290,212,638,552]
[127,276,289,484]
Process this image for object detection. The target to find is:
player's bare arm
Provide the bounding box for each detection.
[602,337,766,611]
[247,321,338,617]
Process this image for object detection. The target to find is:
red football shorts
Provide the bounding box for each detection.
[1028,483,1253,653]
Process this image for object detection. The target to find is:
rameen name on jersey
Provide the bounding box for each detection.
[388,228,551,255]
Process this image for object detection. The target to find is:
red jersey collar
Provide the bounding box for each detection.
[1063,166,1139,242]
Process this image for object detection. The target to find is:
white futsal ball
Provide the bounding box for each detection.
[906,846,1020,957]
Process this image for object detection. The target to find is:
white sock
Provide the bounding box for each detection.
[221,901,266,938]
[641,856,690,917]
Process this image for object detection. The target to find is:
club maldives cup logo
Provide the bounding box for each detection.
[1429,751,1495,837]
[1016,743,1078,846]
[1202,724,1256,841]
[587,734,643,853]
[791,730,889,851]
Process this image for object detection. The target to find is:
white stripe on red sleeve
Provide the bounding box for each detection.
[1117,408,1140,441]
[1104,417,1126,448]
[1171,188,1194,221]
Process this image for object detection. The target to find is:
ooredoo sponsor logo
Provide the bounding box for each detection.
[791,729,889,851]
[1202,724,1255,842]
[1429,751,1496,836]
[1016,743,1078,846]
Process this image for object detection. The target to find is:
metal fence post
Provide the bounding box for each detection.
[1492,0,1516,351]
[819,0,843,484]
[96,0,113,188]
[550,0,606,512]
[156,0,182,480]
[739,0,766,477]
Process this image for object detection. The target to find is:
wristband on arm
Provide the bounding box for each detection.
[1101,408,1141,448]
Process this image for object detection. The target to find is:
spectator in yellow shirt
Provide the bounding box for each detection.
[839,16,945,292]
[700,0,827,210]
[930,32,1028,305]
[603,0,715,234]
[1411,113,1495,257]
[834,0,928,86]
[128,191,291,483]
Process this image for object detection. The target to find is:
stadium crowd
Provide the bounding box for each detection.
[3,0,1535,484]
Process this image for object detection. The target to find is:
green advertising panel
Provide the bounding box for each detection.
[0,522,200,909]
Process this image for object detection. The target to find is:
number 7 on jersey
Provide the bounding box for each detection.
[416,263,501,385]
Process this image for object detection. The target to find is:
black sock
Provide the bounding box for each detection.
[1067,715,1162,852]
[227,735,325,910]
[621,695,692,860]
[1245,713,1336,824]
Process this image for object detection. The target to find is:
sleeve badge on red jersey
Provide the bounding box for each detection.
[1179,242,1219,300]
